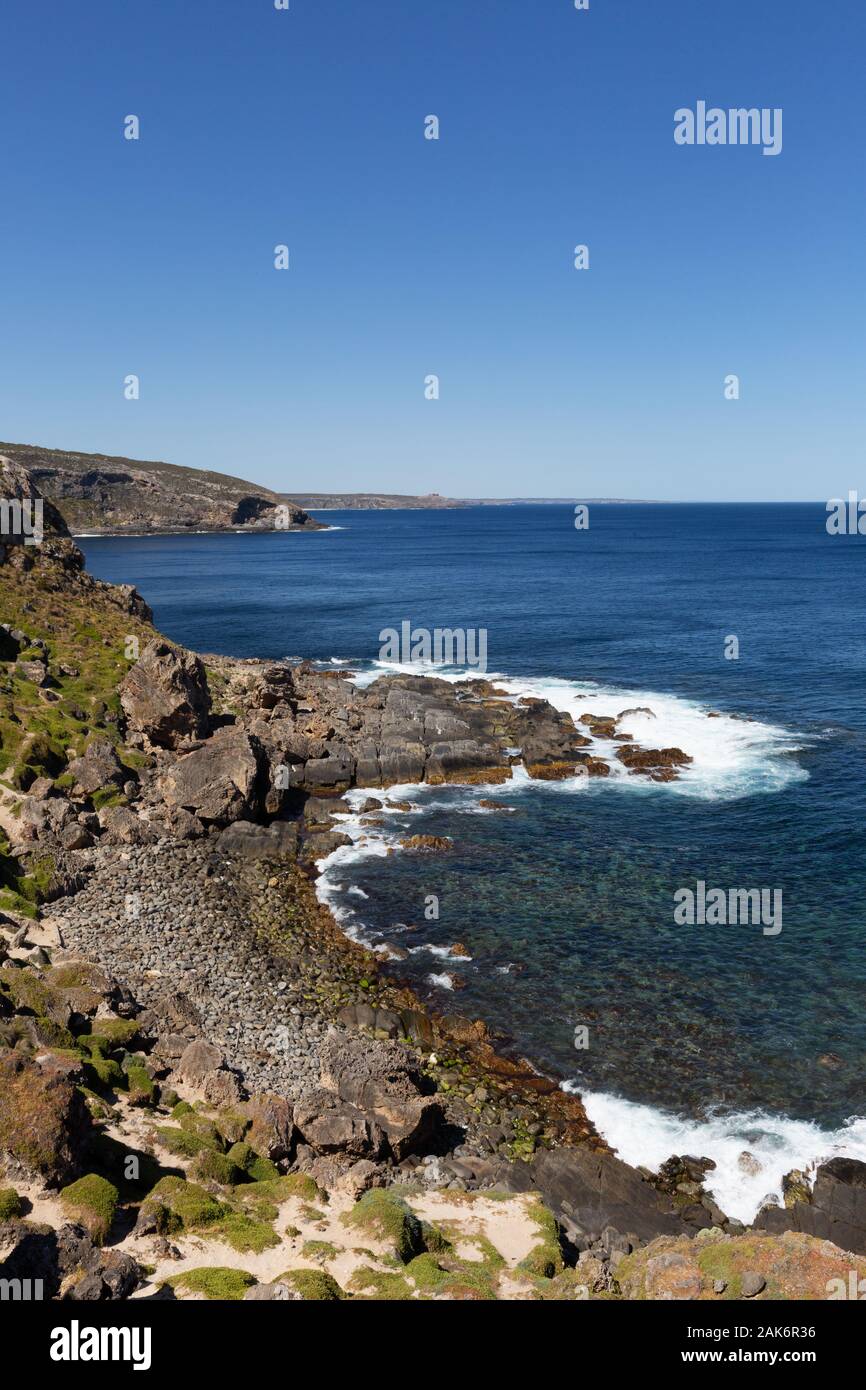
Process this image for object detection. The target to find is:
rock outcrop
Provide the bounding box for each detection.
[119,639,211,749]
[755,1157,866,1255]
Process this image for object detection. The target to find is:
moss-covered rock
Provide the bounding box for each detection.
[0,964,62,1021]
[342,1189,425,1264]
[82,1053,126,1093]
[45,961,112,1015]
[154,1125,218,1159]
[225,1141,279,1183]
[212,1108,250,1146]
[277,1268,345,1301]
[189,1148,243,1187]
[0,1048,91,1185]
[137,1176,228,1236]
[125,1063,156,1106]
[88,1017,140,1048]
[179,1111,226,1148]
[60,1173,119,1244]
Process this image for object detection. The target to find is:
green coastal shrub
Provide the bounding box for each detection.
[0,1188,23,1222]
[301,1239,339,1264]
[349,1266,413,1300]
[214,1212,280,1255]
[405,1253,449,1292]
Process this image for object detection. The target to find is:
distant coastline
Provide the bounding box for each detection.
[284,493,658,510]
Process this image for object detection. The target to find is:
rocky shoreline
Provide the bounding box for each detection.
[3,454,866,1300]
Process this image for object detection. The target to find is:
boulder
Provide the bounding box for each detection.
[119,639,211,748]
[301,753,355,794]
[99,806,158,846]
[293,1088,386,1158]
[318,1034,445,1161]
[245,1093,296,1163]
[219,820,299,860]
[0,1049,92,1186]
[244,1282,302,1301]
[0,1220,138,1300]
[175,1038,245,1106]
[399,834,452,853]
[61,823,95,851]
[424,739,510,785]
[0,455,71,543]
[161,727,266,825]
[66,740,125,797]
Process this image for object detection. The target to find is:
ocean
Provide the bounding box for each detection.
[81,502,866,1222]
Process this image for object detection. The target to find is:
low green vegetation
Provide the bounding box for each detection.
[167,1267,256,1301]
[301,1239,339,1264]
[214,1211,281,1255]
[349,1266,413,1300]
[189,1149,242,1186]
[517,1200,565,1279]
[89,1018,140,1047]
[0,561,156,912]
[278,1269,345,1301]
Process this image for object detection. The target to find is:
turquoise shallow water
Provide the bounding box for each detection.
[82,503,866,1133]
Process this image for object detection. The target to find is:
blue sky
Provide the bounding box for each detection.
[1,0,863,500]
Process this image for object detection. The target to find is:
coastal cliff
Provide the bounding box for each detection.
[0,443,323,535]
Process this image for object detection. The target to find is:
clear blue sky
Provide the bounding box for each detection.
[1,0,863,500]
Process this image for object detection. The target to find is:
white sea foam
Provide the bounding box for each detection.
[409,943,474,962]
[427,972,457,991]
[352,661,808,802]
[563,1084,866,1224]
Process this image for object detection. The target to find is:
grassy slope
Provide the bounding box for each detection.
[0,561,157,915]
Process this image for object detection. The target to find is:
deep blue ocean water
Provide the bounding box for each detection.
[81,505,866,1216]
